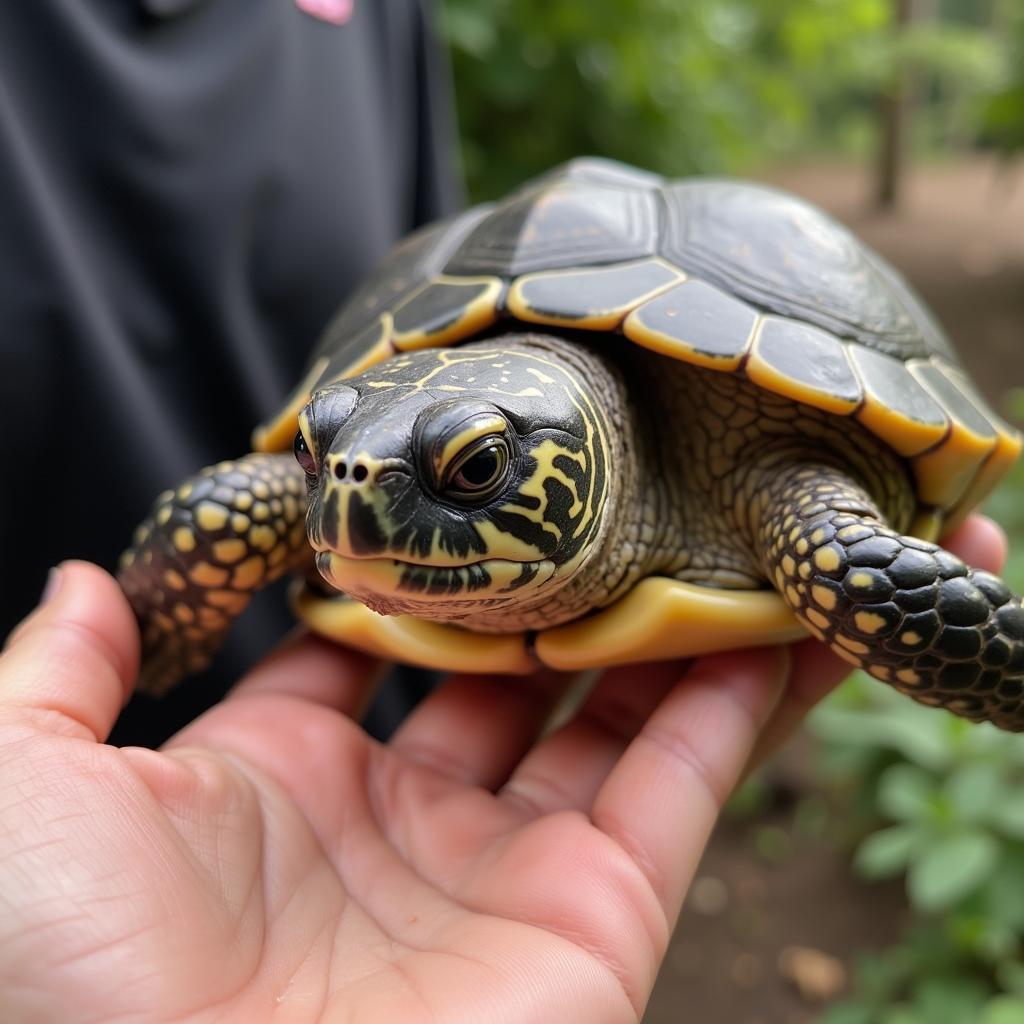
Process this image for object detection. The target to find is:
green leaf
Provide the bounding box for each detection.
[982,996,1024,1024]
[879,763,937,822]
[908,831,1000,911]
[855,824,920,879]
[819,1002,875,1024]
[946,761,1005,822]
[988,791,1024,840]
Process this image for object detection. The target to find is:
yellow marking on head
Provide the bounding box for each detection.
[268,545,289,568]
[436,415,508,478]
[252,481,270,500]
[196,502,229,532]
[190,562,230,587]
[212,539,248,564]
[198,607,227,630]
[855,611,887,635]
[900,631,922,646]
[173,528,196,553]
[251,502,271,522]
[811,585,837,611]
[806,608,830,631]
[781,555,796,577]
[232,556,266,589]
[234,492,254,512]
[813,547,841,573]
[232,513,251,533]
[810,528,827,546]
[164,569,187,592]
[798,561,812,580]
[797,614,827,642]
[156,506,173,526]
[848,571,874,590]
[177,483,194,501]
[795,538,809,556]
[785,585,801,606]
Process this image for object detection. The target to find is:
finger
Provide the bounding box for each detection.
[743,638,849,774]
[592,647,787,921]
[499,660,687,815]
[226,629,384,719]
[389,668,576,790]
[943,513,1007,574]
[0,561,139,742]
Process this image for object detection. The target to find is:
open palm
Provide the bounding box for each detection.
[0,517,1005,1023]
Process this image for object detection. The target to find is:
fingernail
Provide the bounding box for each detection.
[40,566,63,605]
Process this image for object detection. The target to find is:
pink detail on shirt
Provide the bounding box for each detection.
[295,0,354,25]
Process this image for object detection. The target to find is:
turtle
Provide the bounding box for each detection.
[118,157,1024,729]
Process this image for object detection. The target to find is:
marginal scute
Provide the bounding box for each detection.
[849,345,949,457]
[293,586,536,673]
[623,279,760,371]
[391,275,503,350]
[507,258,683,331]
[536,577,805,669]
[746,317,862,414]
[909,359,1000,509]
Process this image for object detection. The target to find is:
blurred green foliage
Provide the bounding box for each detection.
[440,0,1017,201]
[980,2,1024,154]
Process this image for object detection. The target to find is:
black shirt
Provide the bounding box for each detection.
[0,0,461,741]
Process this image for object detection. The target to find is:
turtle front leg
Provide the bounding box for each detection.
[118,453,312,695]
[758,463,1024,730]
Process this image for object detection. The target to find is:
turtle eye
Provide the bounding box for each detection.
[293,430,318,479]
[444,437,510,502]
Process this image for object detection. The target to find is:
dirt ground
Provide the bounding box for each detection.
[643,156,1024,1024]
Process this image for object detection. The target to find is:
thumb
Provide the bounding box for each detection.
[1,562,140,742]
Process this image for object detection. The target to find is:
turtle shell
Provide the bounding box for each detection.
[255,157,1021,538]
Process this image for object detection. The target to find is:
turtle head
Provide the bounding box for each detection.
[295,337,622,626]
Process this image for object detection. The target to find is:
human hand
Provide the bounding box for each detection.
[0,516,1005,1023]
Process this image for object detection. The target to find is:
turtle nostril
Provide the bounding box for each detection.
[352,463,369,483]
[334,461,348,481]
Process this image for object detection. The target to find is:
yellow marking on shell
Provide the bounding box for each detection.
[248,525,278,553]
[196,502,229,532]
[253,355,331,452]
[806,608,831,631]
[190,562,230,587]
[836,634,869,654]
[854,611,887,635]
[848,571,874,590]
[535,577,805,671]
[507,258,684,332]
[173,528,196,553]
[391,275,503,351]
[436,415,508,479]
[745,324,860,416]
[526,367,557,386]
[900,631,923,645]
[293,585,536,675]
[232,556,266,590]
[814,547,841,573]
[897,668,921,684]
[811,585,837,611]
[946,425,1023,533]
[155,506,173,526]
[207,590,249,614]
[164,569,187,592]
[212,539,248,564]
